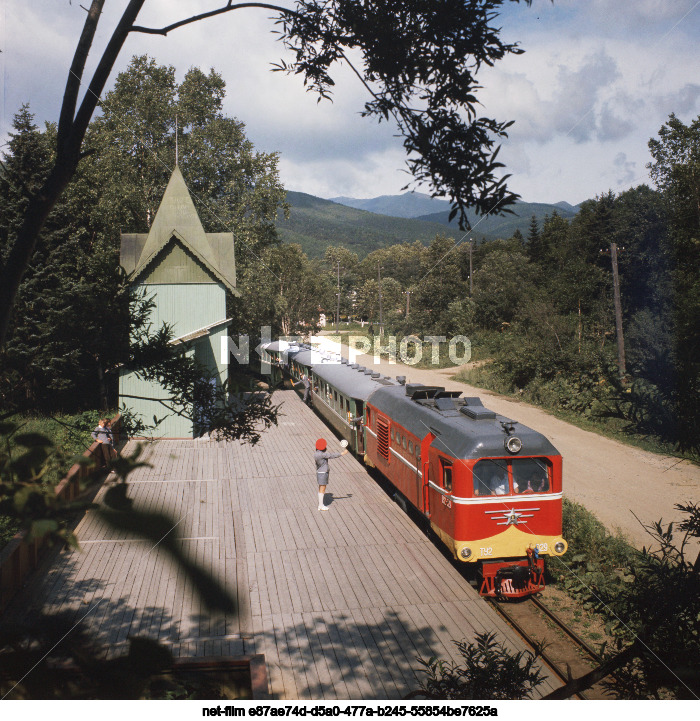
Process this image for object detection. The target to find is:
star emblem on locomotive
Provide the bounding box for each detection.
[506,509,523,525]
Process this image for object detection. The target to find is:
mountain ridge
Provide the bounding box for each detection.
[277,191,581,259]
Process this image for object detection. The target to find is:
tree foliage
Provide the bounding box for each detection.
[0,59,286,441]
[545,503,700,700]
[276,0,528,228]
[647,114,700,452]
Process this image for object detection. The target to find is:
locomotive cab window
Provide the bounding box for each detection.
[512,458,550,494]
[473,459,509,496]
[440,460,453,493]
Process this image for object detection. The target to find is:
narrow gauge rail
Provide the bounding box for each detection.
[487,596,614,699]
[260,341,568,600]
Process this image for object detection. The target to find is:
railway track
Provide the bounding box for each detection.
[487,595,615,700]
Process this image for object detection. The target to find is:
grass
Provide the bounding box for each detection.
[7,410,111,477]
[550,498,639,612]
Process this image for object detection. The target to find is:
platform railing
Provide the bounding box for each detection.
[0,414,122,612]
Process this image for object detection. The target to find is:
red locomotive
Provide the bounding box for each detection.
[363,382,567,598]
[260,342,567,598]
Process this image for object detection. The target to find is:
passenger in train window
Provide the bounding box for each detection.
[516,468,547,493]
[512,459,549,493]
[489,470,507,495]
[442,464,453,493]
[473,459,508,496]
[473,472,491,496]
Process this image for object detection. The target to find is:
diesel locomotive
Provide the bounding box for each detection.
[259,341,567,598]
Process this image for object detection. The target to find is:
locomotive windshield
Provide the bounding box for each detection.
[512,458,550,493]
[473,458,551,496]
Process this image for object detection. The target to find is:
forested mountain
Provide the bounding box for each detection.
[329,192,451,218]
[290,192,580,257]
[276,191,460,258]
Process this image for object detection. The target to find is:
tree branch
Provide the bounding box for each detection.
[57,0,106,153]
[130,2,299,36]
[0,1,147,349]
[71,0,147,155]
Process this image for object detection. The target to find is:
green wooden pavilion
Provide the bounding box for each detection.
[119,166,237,437]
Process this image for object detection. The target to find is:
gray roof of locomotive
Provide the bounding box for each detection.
[310,361,398,401]
[367,383,560,460]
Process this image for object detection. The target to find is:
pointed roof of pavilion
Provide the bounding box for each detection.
[121,165,236,292]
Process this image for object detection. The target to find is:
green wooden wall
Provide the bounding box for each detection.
[120,283,228,438]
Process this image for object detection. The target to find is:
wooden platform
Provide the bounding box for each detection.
[7,391,559,699]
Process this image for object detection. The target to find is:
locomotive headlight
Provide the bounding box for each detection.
[554,541,567,554]
[505,436,522,454]
[460,547,472,560]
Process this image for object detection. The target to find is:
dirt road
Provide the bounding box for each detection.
[331,340,700,557]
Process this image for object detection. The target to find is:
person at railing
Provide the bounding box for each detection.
[105,419,118,461]
[91,418,114,469]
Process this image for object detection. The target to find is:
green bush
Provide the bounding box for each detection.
[411,632,546,700]
[551,499,638,612]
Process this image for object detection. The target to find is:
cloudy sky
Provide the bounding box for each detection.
[2,1,700,205]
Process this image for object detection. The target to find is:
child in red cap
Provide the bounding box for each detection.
[314,438,348,510]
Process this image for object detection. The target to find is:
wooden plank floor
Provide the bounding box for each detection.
[7,390,560,699]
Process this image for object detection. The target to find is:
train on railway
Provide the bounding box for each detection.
[260,341,568,599]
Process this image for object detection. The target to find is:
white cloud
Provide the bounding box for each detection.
[613,152,637,185]
[4,1,700,206]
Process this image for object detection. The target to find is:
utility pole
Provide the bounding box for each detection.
[405,290,411,318]
[336,260,340,332]
[377,261,383,339]
[175,114,179,166]
[610,242,626,377]
[469,239,473,297]
[601,243,626,377]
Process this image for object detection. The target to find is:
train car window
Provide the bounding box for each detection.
[334,390,338,403]
[512,458,550,493]
[473,459,509,496]
[402,436,407,450]
[408,441,413,454]
[441,461,453,493]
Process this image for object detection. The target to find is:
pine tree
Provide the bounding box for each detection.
[526,214,540,262]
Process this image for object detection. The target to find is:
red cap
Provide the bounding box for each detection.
[316,438,327,450]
